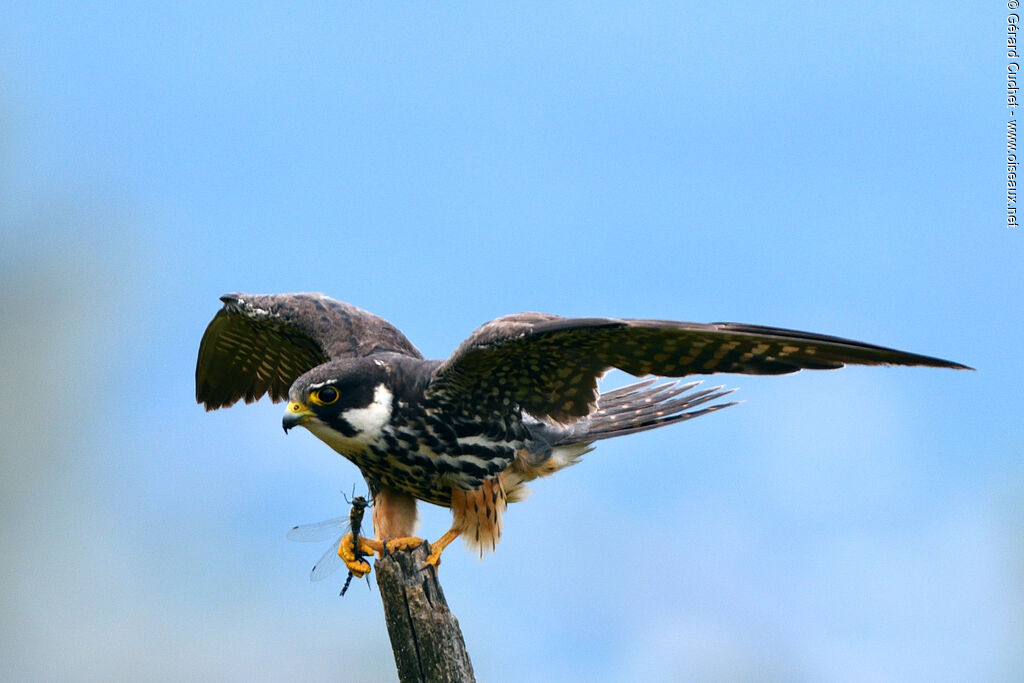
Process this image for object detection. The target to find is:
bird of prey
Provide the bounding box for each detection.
[196,292,967,573]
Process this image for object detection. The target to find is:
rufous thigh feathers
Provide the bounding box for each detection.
[449,478,507,557]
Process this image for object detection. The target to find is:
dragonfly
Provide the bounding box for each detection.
[288,495,371,596]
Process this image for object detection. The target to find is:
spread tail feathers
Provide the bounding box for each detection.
[555,378,738,445]
[502,379,738,507]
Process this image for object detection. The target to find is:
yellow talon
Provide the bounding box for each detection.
[423,528,461,569]
[375,530,462,571]
[384,535,426,554]
[358,536,384,555]
[424,546,444,568]
[336,533,380,578]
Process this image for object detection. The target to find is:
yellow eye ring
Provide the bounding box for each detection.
[310,386,339,406]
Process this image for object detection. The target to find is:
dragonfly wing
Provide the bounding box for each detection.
[286,516,349,542]
[309,536,345,582]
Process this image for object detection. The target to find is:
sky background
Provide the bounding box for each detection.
[0,3,1019,681]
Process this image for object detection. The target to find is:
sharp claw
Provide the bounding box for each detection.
[419,528,460,571]
[357,537,383,556]
[422,549,442,570]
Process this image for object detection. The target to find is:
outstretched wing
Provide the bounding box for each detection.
[429,314,969,423]
[196,292,422,410]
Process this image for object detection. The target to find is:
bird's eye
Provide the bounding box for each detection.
[311,386,339,406]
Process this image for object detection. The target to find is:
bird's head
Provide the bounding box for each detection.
[282,358,393,450]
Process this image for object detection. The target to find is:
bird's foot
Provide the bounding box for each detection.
[378,535,445,569]
[383,536,426,555]
[378,530,462,571]
[337,533,381,578]
[423,529,462,569]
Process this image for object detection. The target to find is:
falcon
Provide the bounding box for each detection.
[195,293,967,574]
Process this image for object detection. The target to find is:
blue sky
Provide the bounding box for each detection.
[1,3,1018,681]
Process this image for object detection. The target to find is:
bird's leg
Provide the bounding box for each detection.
[368,485,461,567]
[372,486,421,557]
[337,533,381,577]
[423,528,461,568]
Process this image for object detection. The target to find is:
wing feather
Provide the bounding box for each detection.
[430,314,969,422]
[196,292,421,410]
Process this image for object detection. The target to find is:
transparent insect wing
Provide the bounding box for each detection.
[286,516,349,542]
[287,516,353,582]
[309,535,345,582]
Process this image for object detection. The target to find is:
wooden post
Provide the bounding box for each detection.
[374,542,476,683]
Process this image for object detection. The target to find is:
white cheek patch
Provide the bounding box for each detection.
[341,384,393,438]
[304,418,360,454]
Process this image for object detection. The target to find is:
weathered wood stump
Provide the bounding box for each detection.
[374,542,476,683]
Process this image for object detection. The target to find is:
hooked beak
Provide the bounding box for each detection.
[282,401,314,433]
